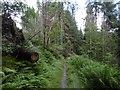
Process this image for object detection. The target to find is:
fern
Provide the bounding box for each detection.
[66,56,120,89]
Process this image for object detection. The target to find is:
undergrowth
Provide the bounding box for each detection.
[2,47,64,89]
[66,55,120,89]
[2,47,120,89]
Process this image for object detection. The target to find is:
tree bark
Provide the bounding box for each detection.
[13,47,39,62]
[60,2,64,46]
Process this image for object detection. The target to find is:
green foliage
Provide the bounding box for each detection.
[21,7,39,30]
[2,56,17,68]
[2,39,14,53]
[2,47,64,88]
[66,56,120,89]
[3,67,16,75]
[2,1,28,17]
[48,21,61,44]
[82,29,117,65]
[48,44,63,57]
[64,10,83,55]
[48,2,59,17]
[82,1,119,66]
[2,1,120,89]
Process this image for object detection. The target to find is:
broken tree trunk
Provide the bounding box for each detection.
[13,47,39,62]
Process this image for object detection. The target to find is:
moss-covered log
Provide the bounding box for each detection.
[13,47,39,62]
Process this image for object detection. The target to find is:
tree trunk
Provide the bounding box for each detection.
[13,47,39,62]
[60,2,64,46]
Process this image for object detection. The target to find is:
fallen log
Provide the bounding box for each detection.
[13,47,39,62]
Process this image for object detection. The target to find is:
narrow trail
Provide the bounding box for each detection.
[61,64,67,88]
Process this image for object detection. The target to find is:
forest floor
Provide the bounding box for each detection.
[61,64,67,88]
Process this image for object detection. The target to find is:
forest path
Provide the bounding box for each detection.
[61,64,67,88]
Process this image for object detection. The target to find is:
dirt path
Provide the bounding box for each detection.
[61,64,67,88]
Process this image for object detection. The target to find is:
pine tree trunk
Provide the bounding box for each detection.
[60,2,64,46]
[42,0,47,47]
